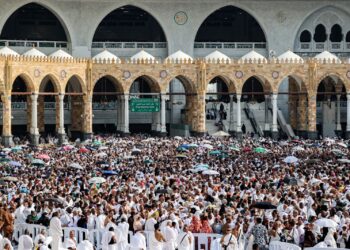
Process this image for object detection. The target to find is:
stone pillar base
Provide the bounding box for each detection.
[228,130,235,136]
[264,130,271,138]
[334,130,342,138]
[191,131,206,137]
[307,131,318,140]
[235,131,243,140]
[58,133,66,145]
[296,130,308,139]
[120,132,130,137]
[345,131,350,139]
[2,136,13,147]
[158,132,167,137]
[271,131,279,140]
[30,134,40,146]
[82,133,92,141]
[151,130,160,136]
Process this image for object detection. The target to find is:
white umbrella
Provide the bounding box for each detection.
[88,177,106,184]
[99,146,108,150]
[69,163,84,170]
[202,170,220,175]
[292,146,304,151]
[212,131,230,137]
[174,136,182,140]
[309,178,322,185]
[201,144,214,149]
[315,218,338,228]
[337,142,347,148]
[338,159,350,164]
[96,152,107,158]
[283,156,299,164]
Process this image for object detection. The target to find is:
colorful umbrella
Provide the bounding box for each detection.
[254,147,267,153]
[202,170,220,175]
[69,163,84,170]
[11,146,22,152]
[0,176,18,182]
[209,150,221,155]
[176,154,188,159]
[79,147,89,153]
[0,158,11,162]
[176,147,188,152]
[101,170,118,176]
[31,159,45,166]
[9,161,21,167]
[88,177,106,184]
[37,154,50,160]
[283,156,299,164]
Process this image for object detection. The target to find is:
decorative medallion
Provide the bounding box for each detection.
[60,70,67,79]
[272,71,279,79]
[160,70,168,78]
[174,11,188,25]
[235,71,243,79]
[34,69,41,78]
[123,71,131,79]
[276,11,287,23]
[347,71,350,79]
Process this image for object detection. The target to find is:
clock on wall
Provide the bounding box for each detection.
[174,11,188,25]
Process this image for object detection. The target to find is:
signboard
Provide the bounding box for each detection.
[130,98,160,112]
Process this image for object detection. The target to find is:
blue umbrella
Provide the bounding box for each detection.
[177,147,188,152]
[180,144,190,149]
[0,152,7,157]
[9,161,22,167]
[101,170,118,176]
[283,156,299,164]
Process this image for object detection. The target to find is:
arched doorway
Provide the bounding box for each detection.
[166,76,193,137]
[11,76,31,137]
[65,76,84,140]
[92,76,122,135]
[316,76,346,138]
[205,76,231,135]
[92,5,167,57]
[241,77,266,137]
[277,75,308,139]
[129,76,161,134]
[0,3,69,52]
[38,76,59,138]
[194,6,267,57]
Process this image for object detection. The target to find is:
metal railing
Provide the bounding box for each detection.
[194,42,266,49]
[0,102,117,110]
[0,40,68,48]
[297,42,350,52]
[91,42,167,49]
[244,103,264,137]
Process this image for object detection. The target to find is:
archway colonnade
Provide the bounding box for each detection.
[0,55,349,145]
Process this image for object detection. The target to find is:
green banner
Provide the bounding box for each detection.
[130,98,160,112]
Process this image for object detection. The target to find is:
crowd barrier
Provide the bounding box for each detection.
[13,223,221,250]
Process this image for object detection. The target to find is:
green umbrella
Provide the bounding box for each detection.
[254,147,267,153]
[0,158,11,162]
[31,159,45,166]
[144,159,153,164]
[93,141,102,146]
[176,147,188,152]
[11,146,22,152]
[209,150,221,155]
[218,153,229,159]
[176,154,188,159]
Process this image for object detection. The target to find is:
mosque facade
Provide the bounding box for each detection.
[0,0,349,145]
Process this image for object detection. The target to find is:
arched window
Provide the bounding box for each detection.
[0,3,68,41]
[330,24,343,42]
[346,31,350,42]
[195,6,266,42]
[300,30,311,42]
[313,24,327,42]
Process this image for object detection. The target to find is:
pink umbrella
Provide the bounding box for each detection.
[37,154,50,160]
[63,145,74,151]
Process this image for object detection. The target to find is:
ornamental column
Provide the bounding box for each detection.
[236,94,242,139]
[58,93,66,144]
[121,94,129,135]
[346,93,350,139]
[271,93,279,140]
[336,94,341,133]
[30,93,40,145]
[2,95,13,146]
[160,94,167,136]
[228,94,235,135]
[82,94,93,140]
[264,94,270,137]
[307,95,318,140]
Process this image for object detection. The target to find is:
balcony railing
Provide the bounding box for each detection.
[0,40,68,49]
[297,41,350,52]
[91,42,167,49]
[194,42,267,49]
[0,102,117,110]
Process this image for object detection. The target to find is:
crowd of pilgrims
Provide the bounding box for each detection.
[0,135,349,250]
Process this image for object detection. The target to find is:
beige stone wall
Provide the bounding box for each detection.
[0,55,349,136]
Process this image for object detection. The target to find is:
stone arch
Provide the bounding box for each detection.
[38,74,61,93]
[89,4,168,48]
[11,73,35,93]
[0,1,73,43]
[276,73,308,93]
[193,4,268,45]
[165,75,196,94]
[128,74,161,93]
[240,74,272,93]
[93,75,124,94]
[316,73,349,93]
[294,5,350,50]
[64,75,86,93]
[207,75,236,93]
